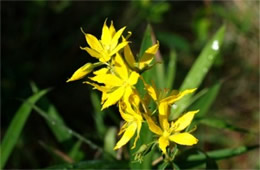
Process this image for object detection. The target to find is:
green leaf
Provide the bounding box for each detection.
[172,25,226,119]
[189,82,222,118]
[27,102,102,151]
[197,117,252,134]
[47,160,129,169]
[68,140,84,162]
[158,161,169,170]
[30,82,72,143]
[104,127,117,159]
[175,145,259,168]
[46,105,73,142]
[0,89,49,169]
[139,24,153,58]
[90,92,106,137]
[166,50,177,90]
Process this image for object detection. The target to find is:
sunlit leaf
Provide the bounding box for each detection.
[172,25,225,119]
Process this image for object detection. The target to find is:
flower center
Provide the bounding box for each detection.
[163,130,170,138]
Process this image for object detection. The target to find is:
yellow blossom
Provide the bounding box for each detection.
[142,79,196,116]
[80,20,128,63]
[124,40,159,72]
[86,53,139,110]
[144,109,199,154]
[114,91,143,150]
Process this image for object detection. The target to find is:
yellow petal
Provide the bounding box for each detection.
[93,67,109,75]
[67,63,94,82]
[124,43,136,69]
[113,53,128,80]
[139,43,159,70]
[101,20,112,45]
[111,26,126,50]
[80,47,102,60]
[145,42,159,54]
[119,101,134,122]
[114,123,137,150]
[172,110,199,132]
[84,81,106,92]
[118,122,128,136]
[169,132,198,146]
[110,41,128,57]
[101,87,125,110]
[158,136,169,154]
[158,112,169,131]
[143,114,163,135]
[85,34,103,52]
[128,71,139,85]
[90,73,123,87]
[143,79,158,101]
[131,121,142,149]
[158,102,168,116]
[163,88,197,104]
[109,21,116,37]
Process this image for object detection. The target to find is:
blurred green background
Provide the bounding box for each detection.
[2,1,259,169]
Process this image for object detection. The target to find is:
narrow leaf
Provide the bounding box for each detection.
[166,50,177,90]
[197,117,252,134]
[30,82,72,143]
[189,82,222,118]
[90,92,106,137]
[175,145,259,168]
[173,26,225,118]
[0,89,49,169]
[68,140,84,162]
[104,127,117,158]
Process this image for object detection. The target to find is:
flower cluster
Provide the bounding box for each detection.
[67,20,199,156]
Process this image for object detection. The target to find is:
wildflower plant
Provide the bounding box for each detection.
[67,20,200,165]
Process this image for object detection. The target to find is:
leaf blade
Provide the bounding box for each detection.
[0,89,49,168]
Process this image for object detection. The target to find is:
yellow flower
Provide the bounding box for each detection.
[67,62,103,82]
[86,53,139,110]
[124,40,159,72]
[144,110,199,154]
[142,79,196,116]
[80,20,128,63]
[114,91,143,150]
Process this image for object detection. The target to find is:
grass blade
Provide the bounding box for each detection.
[90,92,106,137]
[176,145,259,168]
[25,101,102,151]
[0,89,49,169]
[104,127,117,159]
[197,117,253,134]
[46,105,72,143]
[172,26,226,118]
[30,82,72,143]
[166,50,177,90]
[189,82,222,118]
[68,140,84,162]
